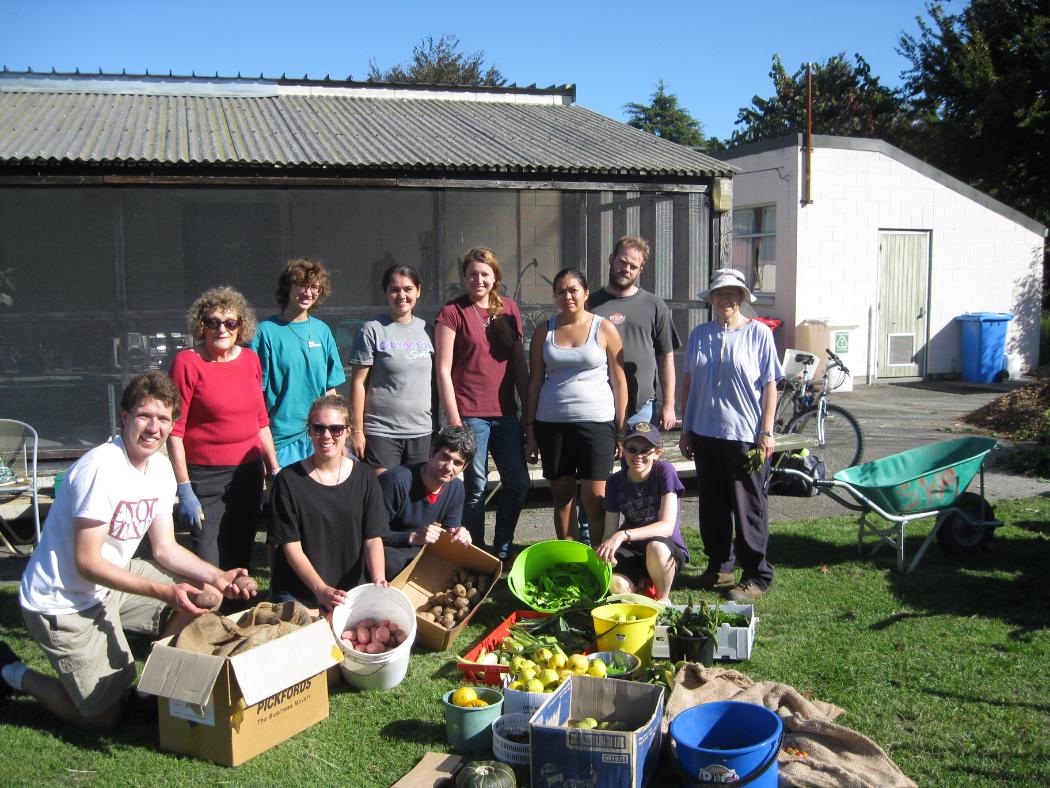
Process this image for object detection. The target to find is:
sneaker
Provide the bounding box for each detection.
[696,569,735,589]
[0,641,22,700]
[728,581,767,603]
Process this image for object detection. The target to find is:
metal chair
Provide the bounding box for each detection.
[0,418,41,551]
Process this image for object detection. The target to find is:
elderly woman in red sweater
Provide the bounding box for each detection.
[168,287,279,573]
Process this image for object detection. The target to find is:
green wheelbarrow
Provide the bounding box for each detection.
[772,436,1003,573]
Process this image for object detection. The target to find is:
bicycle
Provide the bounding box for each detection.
[773,348,864,475]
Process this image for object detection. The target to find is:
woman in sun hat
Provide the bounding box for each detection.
[679,268,784,603]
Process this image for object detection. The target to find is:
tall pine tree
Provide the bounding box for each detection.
[624,81,718,150]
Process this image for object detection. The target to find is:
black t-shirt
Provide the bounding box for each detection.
[268,460,389,607]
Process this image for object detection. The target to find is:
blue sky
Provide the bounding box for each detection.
[0,0,943,140]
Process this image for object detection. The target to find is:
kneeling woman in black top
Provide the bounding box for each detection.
[269,394,389,614]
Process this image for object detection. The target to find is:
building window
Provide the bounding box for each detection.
[731,205,776,296]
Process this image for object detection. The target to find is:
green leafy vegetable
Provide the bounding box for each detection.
[522,563,603,611]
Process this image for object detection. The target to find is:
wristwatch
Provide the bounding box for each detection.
[624,529,632,543]
[758,430,773,437]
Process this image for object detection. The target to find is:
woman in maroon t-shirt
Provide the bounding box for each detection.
[434,248,530,562]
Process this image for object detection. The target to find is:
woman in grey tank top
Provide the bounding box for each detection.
[524,269,627,543]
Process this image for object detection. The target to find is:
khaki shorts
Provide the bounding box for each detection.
[22,559,174,719]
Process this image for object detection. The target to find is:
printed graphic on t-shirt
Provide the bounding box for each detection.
[619,494,657,527]
[377,338,432,360]
[607,312,626,325]
[109,498,159,541]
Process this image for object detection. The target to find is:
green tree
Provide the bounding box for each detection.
[368,33,505,86]
[624,80,719,150]
[897,0,1050,230]
[729,53,907,145]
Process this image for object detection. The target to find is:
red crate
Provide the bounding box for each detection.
[456,610,550,686]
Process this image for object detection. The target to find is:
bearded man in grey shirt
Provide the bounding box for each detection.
[587,235,681,431]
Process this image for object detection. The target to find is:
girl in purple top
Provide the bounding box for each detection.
[598,422,688,601]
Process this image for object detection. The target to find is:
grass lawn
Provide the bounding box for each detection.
[1,495,1048,786]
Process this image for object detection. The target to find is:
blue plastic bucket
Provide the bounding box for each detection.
[670,701,783,786]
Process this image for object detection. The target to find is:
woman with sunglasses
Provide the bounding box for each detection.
[349,263,434,473]
[250,257,346,468]
[268,394,388,614]
[168,287,279,576]
[596,423,687,602]
[524,268,627,544]
[434,247,530,563]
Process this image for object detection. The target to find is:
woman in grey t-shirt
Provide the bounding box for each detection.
[349,264,434,473]
[524,268,627,543]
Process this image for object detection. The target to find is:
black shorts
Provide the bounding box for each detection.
[534,420,616,481]
[364,433,431,470]
[613,536,686,585]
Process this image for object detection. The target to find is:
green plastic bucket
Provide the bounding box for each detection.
[507,540,611,613]
[591,603,659,668]
[442,687,504,753]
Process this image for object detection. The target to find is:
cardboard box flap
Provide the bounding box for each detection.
[229,619,340,706]
[138,641,228,707]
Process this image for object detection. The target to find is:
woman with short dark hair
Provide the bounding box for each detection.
[349,263,434,473]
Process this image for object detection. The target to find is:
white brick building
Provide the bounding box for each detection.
[720,135,1046,382]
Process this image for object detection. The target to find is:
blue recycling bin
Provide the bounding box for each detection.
[956,312,1012,383]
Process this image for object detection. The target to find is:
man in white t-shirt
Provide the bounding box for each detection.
[0,371,256,729]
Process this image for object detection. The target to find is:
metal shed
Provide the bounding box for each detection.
[0,70,735,454]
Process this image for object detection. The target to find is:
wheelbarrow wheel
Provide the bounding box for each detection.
[936,492,995,554]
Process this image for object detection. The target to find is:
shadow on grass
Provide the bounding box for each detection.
[920,685,1050,713]
[380,717,446,745]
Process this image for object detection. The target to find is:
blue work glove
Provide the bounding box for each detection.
[175,481,204,530]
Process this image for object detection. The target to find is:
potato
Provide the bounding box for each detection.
[357,626,372,644]
[358,618,375,629]
[419,611,434,622]
[393,630,407,645]
[467,588,480,603]
[366,641,385,654]
[455,607,468,621]
[388,621,400,633]
[452,596,469,610]
[440,612,456,628]
[377,619,391,629]
[430,606,444,618]
[453,583,467,598]
[233,576,258,595]
[340,630,354,642]
[190,590,221,610]
[374,626,391,645]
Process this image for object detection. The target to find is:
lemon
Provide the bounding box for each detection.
[568,654,589,673]
[538,668,560,687]
[535,648,554,663]
[451,686,478,707]
[468,698,489,707]
[547,653,567,670]
[507,680,524,691]
[525,678,545,693]
[587,658,608,678]
[521,666,538,682]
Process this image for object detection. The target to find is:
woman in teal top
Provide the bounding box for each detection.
[250,257,346,469]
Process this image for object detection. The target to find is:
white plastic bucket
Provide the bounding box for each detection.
[331,585,416,690]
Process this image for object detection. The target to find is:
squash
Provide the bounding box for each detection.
[455,760,516,788]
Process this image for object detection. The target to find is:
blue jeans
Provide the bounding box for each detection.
[463,415,530,558]
[628,398,655,427]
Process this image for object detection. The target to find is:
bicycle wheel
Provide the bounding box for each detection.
[785,404,863,476]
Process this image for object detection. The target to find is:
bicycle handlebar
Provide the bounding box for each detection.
[825,348,850,377]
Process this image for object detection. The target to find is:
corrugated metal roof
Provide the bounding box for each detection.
[0,81,735,177]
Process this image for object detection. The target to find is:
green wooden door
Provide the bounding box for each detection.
[877,231,930,378]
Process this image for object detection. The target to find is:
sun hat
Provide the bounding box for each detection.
[623,421,661,448]
[699,268,756,303]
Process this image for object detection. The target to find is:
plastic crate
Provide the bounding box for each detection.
[651,602,757,661]
[456,610,550,686]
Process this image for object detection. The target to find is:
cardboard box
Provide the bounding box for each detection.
[651,602,757,661]
[391,529,502,651]
[138,611,342,766]
[529,674,663,788]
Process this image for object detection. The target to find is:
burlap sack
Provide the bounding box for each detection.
[664,665,917,788]
[174,600,315,657]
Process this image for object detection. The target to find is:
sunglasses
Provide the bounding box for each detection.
[624,444,656,455]
[202,317,242,331]
[309,423,348,437]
